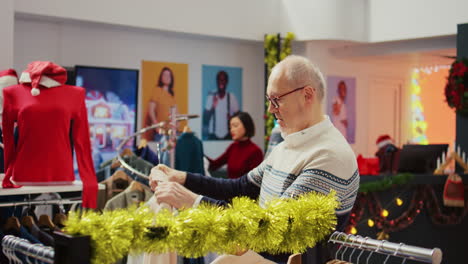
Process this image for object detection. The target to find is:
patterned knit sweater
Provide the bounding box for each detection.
[248,116,359,215]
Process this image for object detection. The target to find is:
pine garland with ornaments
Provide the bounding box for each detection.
[65,191,338,264]
[445,58,468,115]
[346,185,468,238]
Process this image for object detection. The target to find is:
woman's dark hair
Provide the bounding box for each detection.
[230,111,255,138]
[158,67,175,96]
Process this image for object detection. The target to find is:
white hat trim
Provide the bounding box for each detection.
[377,139,393,148]
[0,75,18,89]
[19,72,62,88]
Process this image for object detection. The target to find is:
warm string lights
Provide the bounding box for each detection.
[346,185,468,238]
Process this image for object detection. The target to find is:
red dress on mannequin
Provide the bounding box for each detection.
[2,61,98,208]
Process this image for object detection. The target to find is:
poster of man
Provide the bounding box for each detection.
[327,76,356,143]
[201,65,242,140]
[141,60,188,141]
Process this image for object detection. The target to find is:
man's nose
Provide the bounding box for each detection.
[267,101,276,113]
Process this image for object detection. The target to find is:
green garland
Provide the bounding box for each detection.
[264,33,295,149]
[358,173,414,193]
[65,191,338,264]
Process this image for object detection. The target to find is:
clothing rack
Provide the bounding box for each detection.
[2,235,54,263]
[0,198,82,208]
[329,231,442,264]
[116,114,199,180]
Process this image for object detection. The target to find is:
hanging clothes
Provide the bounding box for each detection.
[135,145,159,166]
[175,132,204,174]
[104,183,153,210]
[2,61,98,208]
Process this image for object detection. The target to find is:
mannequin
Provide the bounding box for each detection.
[2,61,98,208]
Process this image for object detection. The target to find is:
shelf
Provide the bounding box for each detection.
[0,181,105,196]
[360,174,468,185]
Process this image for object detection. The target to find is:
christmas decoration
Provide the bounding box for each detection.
[359,173,414,193]
[264,33,295,149]
[346,185,468,239]
[443,173,465,207]
[411,69,429,144]
[65,191,338,264]
[445,58,468,115]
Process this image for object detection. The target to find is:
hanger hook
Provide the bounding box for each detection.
[366,239,385,264]
[348,235,361,263]
[334,232,347,260]
[356,237,369,264]
[340,233,353,260]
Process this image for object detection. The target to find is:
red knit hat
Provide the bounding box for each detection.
[376,134,393,148]
[0,69,19,89]
[19,61,67,96]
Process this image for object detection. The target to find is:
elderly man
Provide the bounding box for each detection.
[150,55,359,263]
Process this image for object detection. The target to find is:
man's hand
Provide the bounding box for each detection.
[149,164,187,191]
[154,182,198,209]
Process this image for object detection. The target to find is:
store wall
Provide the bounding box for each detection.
[368,0,468,42]
[302,41,412,156]
[14,0,281,41]
[13,18,265,158]
[0,0,14,69]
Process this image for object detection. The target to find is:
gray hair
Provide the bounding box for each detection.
[272,55,326,101]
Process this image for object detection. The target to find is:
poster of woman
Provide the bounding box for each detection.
[141,60,188,141]
[327,76,356,143]
[201,65,242,140]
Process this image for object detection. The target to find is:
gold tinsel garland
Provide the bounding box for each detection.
[65,191,338,264]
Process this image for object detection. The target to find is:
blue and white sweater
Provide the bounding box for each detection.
[248,116,359,215]
[186,116,359,215]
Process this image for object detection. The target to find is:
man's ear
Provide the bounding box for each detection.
[303,85,316,101]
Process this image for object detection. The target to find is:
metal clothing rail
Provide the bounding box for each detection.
[329,231,442,264]
[115,114,199,180]
[0,198,82,208]
[2,235,54,263]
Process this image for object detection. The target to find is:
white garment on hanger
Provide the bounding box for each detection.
[210,250,276,264]
[127,196,177,264]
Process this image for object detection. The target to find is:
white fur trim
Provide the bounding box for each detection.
[19,72,61,88]
[377,139,393,148]
[0,75,18,89]
[31,88,40,96]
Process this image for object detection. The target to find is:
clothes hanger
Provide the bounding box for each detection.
[111,170,129,181]
[53,213,67,228]
[4,202,21,232]
[21,215,36,230]
[339,234,352,261]
[38,214,55,229]
[129,180,144,193]
[347,235,360,263]
[4,216,21,232]
[356,237,369,264]
[121,148,134,157]
[366,239,385,264]
[138,138,148,149]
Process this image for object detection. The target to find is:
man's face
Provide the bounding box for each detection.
[266,72,305,136]
[217,73,227,92]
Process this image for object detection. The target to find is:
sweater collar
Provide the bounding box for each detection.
[282,115,332,148]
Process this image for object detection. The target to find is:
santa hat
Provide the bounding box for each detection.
[19,61,67,96]
[376,134,393,148]
[0,69,19,89]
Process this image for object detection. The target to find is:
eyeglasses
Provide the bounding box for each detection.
[265,86,306,108]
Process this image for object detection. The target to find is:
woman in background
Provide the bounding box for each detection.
[145,67,176,141]
[207,111,263,179]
